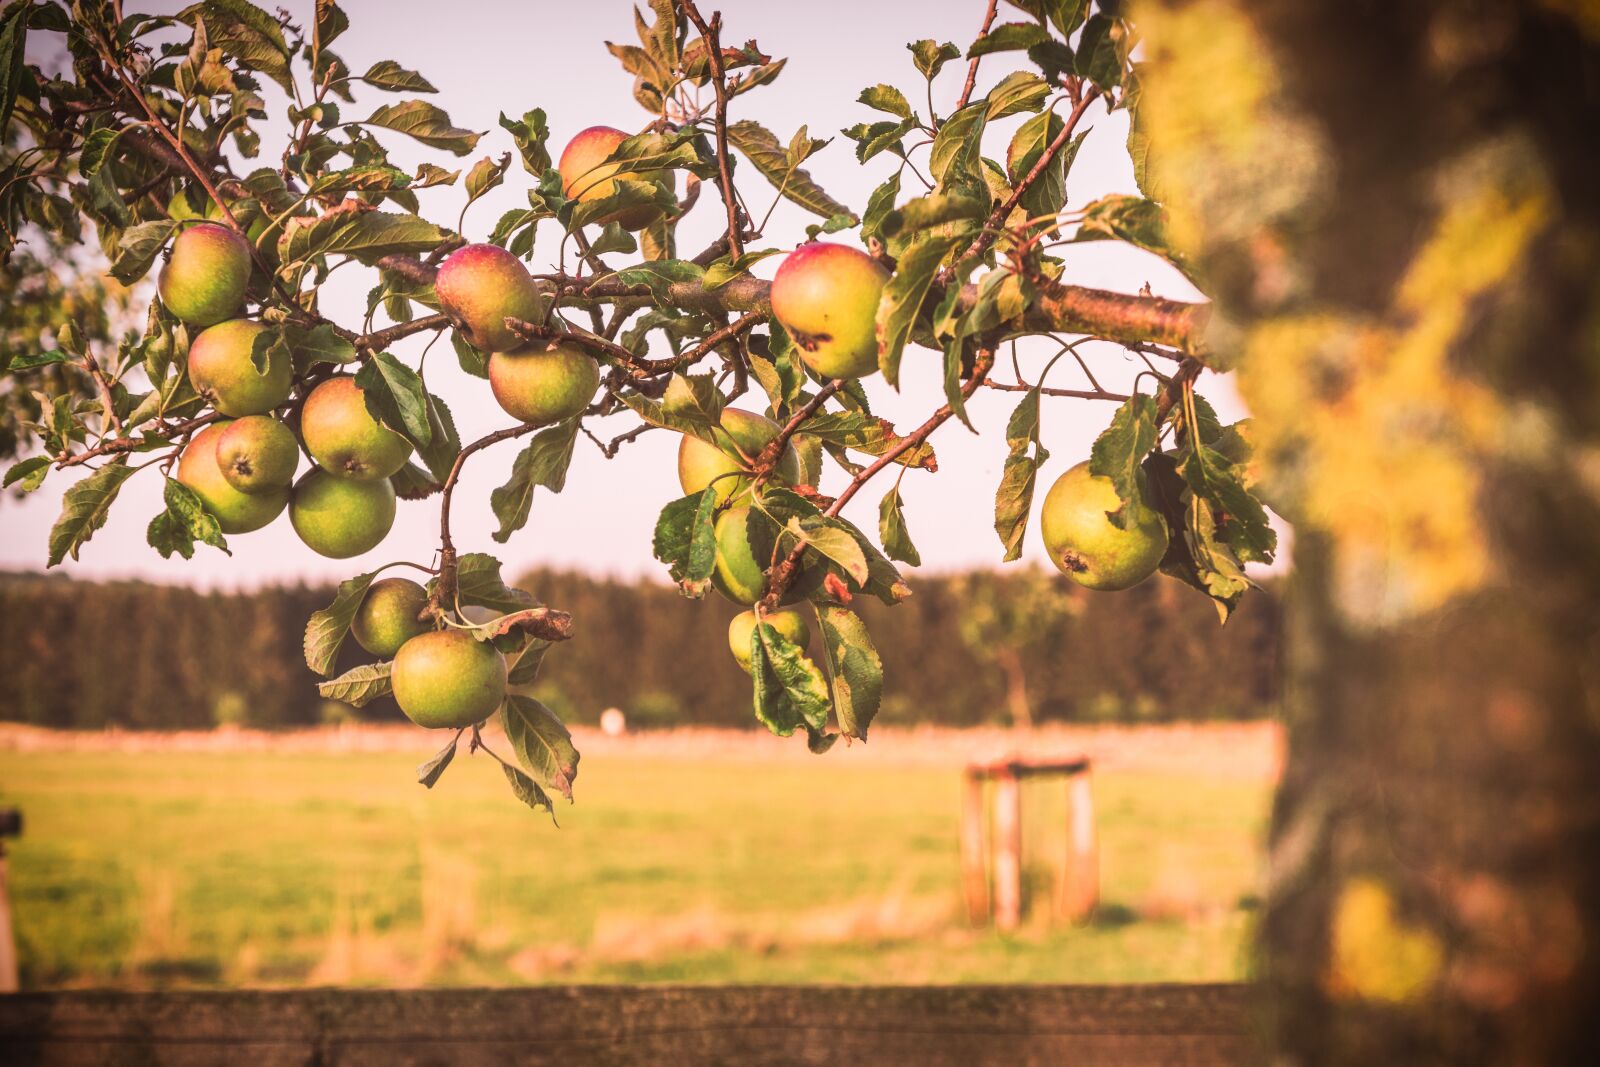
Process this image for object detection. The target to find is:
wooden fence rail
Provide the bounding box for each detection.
[0,984,1258,1066]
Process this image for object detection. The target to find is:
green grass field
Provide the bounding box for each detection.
[0,739,1271,988]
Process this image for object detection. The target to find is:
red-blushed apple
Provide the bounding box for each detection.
[1039,461,1168,591]
[158,222,251,328]
[677,408,802,505]
[391,630,507,729]
[434,243,545,354]
[487,342,600,425]
[300,375,413,481]
[176,421,288,533]
[558,126,669,230]
[215,414,299,494]
[770,242,889,379]
[187,319,293,417]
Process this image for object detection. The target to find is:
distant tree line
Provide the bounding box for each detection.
[0,568,1280,730]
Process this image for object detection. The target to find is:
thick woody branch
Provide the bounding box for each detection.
[377,256,1210,359]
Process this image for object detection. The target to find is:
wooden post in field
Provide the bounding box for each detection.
[1057,766,1099,922]
[0,853,14,993]
[959,769,989,925]
[992,767,1023,932]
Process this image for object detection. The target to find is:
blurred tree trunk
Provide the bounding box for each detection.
[1137,1,1600,1062]
[993,647,1033,729]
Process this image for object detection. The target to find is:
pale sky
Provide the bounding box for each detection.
[3,1,1254,590]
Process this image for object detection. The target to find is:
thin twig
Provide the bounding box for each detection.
[954,0,1001,114]
[678,1,744,259]
[754,379,844,471]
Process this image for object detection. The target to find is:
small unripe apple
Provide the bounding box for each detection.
[678,408,802,506]
[391,629,508,729]
[158,222,251,328]
[187,319,293,417]
[301,375,413,481]
[176,421,288,534]
[770,243,889,379]
[487,342,600,425]
[558,126,669,230]
[289,469,396,559]
[434,243,545,354]
[1039,461,1168,591]
[727,608,812,673]
[215,414,299,494]
[351,577,433,658]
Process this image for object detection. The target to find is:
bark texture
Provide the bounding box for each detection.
[1136,0,1600,1062]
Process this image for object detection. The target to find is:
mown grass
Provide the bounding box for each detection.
[0,744,1270,987]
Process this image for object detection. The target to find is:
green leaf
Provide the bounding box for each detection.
[615,387,720,446]
[354,352,431,445]
[993,453,1038,562]
[361,59,438,93]
[179,0,292,92]
[491,417,580,544]
[564,177,677,232]
[857,83,912,119]
[1008,110,1067,218]
[985,70,1051,119]
[860,172,902,245]
[498,107,551,176]
[800,411,937,469]
[158,476,230,558]
[817,606,883,740]
[727,120,856,222]
[417,733,459,788]
[317,662,392,707]
[928,103,986,186]
[363,99,481,155]
[313,0,348,54]
[842,118,918,164]
[303,571,377,675]
[651,488,718,596]
[1073,194,1194,279]
[4,456,50,493]
[502,694,580,802]
[702,248,782,290]
[502,763,556,821]
[1088,393,1159,525]
[876,230,971,387]
[279,211,449,266]
[751,621,831,737]
[110,221,178,285]
[1074,14,1124,91]
[0,3,29,134]
[609,258,705,307]
[879,192,987,240]
[452,332,488,379]
[47,463,135,567]
[790,516,869,586]
[968,21,1051,57]
[283,322,356,367]
[878,484,921,566]
[464,153,511,212]
[449,553,537,614]
[908,39,961,80]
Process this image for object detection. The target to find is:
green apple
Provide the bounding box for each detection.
[158,222,251,328]
[187,319,293,417]
[1039,461,1168,591]
[351,577,433,658]
[175,421,288,533]
[300,375,413,481]
[214,414,299,494]
[391,630,507,729]
[487,342,600,425]
[678,408,802,506]
[289,469,396,559]
[769,242,889,379]
[727,608,811,673]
